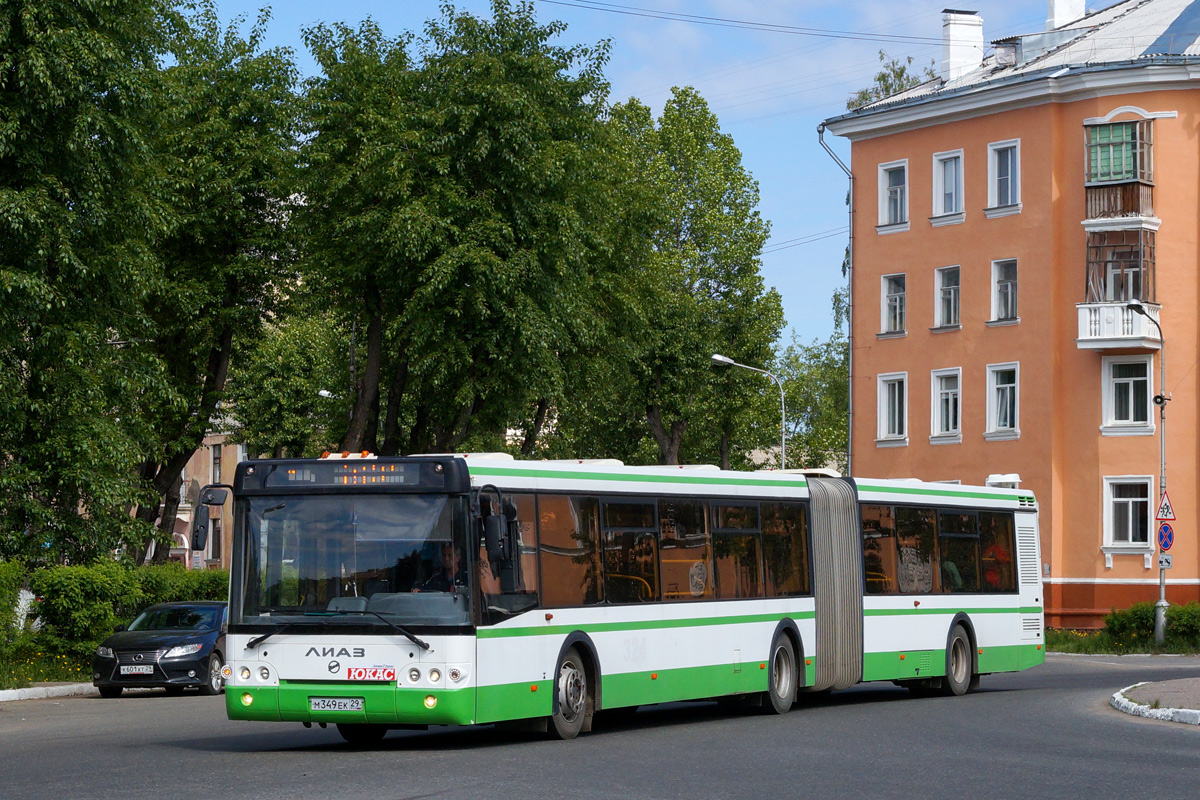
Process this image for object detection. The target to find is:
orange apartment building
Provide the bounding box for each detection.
[823,0,1200,626]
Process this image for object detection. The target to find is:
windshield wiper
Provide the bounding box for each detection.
[246,623,295,649]
[300,610,431,651]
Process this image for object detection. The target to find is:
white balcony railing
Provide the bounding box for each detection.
[1075,302,1162,350]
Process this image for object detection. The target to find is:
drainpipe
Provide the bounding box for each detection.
[817,122,853,475]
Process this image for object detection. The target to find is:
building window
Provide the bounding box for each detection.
[211,444,222,484]
[935,267,960,327]
[881,274,906,333]
[878,160,908,227]
[992,259,1018,321]
[1086,121,1152,184]
[932,150,964,217]
[1101,356,1153,435]
[1103,477,1152,548]
[985,363,1019,439]
[1085,229,1155,303]
[877,372,907,444]
[930,368,961,441]
[988,140,1020,209]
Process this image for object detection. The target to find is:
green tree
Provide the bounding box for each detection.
[300,1,617,456]
[611,89,782,466]
[780,287,849,473]
[846,50,937,110]
[0,0,171,562]
[132,2,299,562]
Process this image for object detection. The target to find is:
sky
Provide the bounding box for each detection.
[211,0,1098,347]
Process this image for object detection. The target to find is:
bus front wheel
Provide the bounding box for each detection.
[550,646,591,739]
[764,634,797,714]
[941,626,973,697]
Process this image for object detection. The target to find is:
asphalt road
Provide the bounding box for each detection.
[2,654,1198,800]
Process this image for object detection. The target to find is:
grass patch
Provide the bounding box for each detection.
[1046,627,1200,655]
[0,649,90,691]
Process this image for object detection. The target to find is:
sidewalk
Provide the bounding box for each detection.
[0,682,98,703]
[1110,678,1200,725]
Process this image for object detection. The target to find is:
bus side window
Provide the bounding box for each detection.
[537,494,603,607]
[659,499,713,601]
[601,500,659,603]
[979,511,1017,592]
[712,502,761,599]
[895,506,936,593]
[937,511,980,594]
[762,502,809,597]
[861,504,898,594]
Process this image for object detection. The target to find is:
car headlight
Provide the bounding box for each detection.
[163,643,204,658]
[96,646,114,658]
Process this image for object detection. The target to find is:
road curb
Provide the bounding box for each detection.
[0,683,98,703]
[1110,682,1200,725]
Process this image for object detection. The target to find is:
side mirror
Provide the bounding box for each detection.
[484,514,506,577]
[114,624,126,633]
[191,485,229,551]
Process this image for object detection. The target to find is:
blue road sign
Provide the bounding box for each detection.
[1158,522,1174,552]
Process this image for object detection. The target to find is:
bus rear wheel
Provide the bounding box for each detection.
[764,634,797,714]
[941,626,973,697]
[336,723,388,745]
[550,646,590,739]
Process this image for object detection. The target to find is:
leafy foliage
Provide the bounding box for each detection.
[846,50,937,110]
[780,288,849,472]
[0,0,172,563]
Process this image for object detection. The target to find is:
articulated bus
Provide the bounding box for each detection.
[194,453,1044,743]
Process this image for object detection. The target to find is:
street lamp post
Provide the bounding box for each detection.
[712,354,787,469]
[1128,301,1168,644]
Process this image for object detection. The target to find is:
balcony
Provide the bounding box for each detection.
[1076,302,1161,350]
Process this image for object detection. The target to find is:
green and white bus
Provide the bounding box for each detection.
[195,453,1044,743]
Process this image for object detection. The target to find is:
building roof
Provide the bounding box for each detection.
[824,0,1200,130]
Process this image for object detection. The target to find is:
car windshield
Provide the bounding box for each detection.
[128,606,222,631]
[239,493,473,628]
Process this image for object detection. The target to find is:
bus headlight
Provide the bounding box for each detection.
[408,668,421,683]
[259,666,270,681]
[424,695,437,709]
[221,665,232,679]
[428,669,441,683]
[240,667,251,680]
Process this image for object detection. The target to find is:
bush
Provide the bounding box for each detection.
[29,563,145,660]
[133,563,229,609]
[1167,602,1200,645]
[1103,601,1157,644]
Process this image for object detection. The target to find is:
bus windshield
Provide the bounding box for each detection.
[239,494,473,628]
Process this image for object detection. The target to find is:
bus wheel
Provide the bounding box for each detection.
[336,723,388,745]
[764,635,797,714]
[941,626,972,697]
[550,646,590,739]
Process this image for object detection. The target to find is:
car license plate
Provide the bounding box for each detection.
[310,697,364,712]
[120,665,154,675]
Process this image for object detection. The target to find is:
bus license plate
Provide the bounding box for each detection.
[310,697,364,712]
[120,665,154,675]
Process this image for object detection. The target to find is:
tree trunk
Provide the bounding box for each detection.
[341,306,383,452]
[521,398,550,456]
[380,359,408,456]
[646,405,685,465]
[152,472,183,565]
[719,432,731,471]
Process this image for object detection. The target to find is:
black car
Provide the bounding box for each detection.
[92,601,227,698]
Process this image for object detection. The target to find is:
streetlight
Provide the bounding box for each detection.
[712,353,787,469]
[1128,300,1169,644]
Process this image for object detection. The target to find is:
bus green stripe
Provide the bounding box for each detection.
[855,483,1028,502]
[477,611,815,639]
[468,465,810,489]
[863,606,1042,616]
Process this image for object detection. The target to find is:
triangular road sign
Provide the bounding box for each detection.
[1156,490,1176,521]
